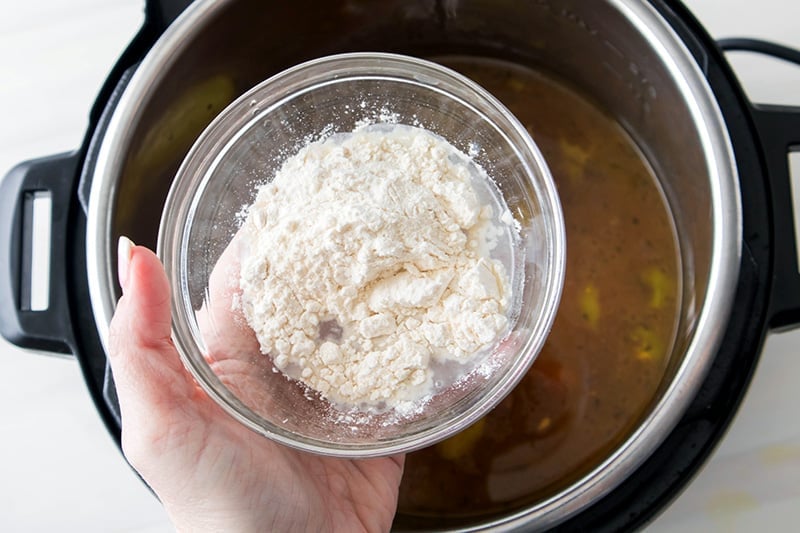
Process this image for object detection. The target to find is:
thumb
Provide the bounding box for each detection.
[107,237,196,421]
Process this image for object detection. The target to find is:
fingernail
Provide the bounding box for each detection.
[118,236,134,291]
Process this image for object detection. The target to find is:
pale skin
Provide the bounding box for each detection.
[107,237,404,532]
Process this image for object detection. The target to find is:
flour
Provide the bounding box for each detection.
[238,124,513,410]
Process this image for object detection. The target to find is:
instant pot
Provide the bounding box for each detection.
[1,0,799,530]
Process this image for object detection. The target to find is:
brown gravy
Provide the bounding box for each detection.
[396,57,680,524]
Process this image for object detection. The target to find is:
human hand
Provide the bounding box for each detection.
[108,237,404,532]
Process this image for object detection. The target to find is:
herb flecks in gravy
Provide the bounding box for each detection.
[396,58,681,521]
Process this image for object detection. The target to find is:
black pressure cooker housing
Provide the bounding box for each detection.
[1,0,799,530]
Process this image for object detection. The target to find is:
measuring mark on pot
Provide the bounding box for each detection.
[530,0,599,37]
[601,57,657,115]
[596,32,659,113]
[540,0,658,114]
[559,7,598,37]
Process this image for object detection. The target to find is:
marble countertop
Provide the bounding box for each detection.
[1,1,798,531]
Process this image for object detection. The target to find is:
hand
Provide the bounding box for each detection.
[108,237,404,532]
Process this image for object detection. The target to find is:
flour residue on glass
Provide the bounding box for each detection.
[237,122,518,415]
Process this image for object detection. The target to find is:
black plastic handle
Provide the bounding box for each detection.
[145,0,194,30]
[752,104,800,330]
[719,38,800,330]
[0,152,80,354]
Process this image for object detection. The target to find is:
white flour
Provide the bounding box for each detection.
[238,124,513,410]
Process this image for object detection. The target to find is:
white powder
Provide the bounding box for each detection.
[238,124,513,410]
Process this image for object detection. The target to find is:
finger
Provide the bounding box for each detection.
[108,237,196,419]
[198,232,260,364]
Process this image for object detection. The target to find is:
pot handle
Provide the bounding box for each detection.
[719,39,800,330]
[752,104,800,331]
[0,152,80,355]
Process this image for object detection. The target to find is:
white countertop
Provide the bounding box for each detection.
[1,1,799,531]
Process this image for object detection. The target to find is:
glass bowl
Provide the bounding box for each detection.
[157,52,565,457]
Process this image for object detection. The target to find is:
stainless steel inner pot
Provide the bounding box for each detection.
[86,0,741,529]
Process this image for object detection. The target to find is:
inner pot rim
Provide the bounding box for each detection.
[84,0,742,529]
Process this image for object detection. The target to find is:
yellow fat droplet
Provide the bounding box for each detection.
[536,417,552,433]
[559,137,591,180]
[579,284,600,328]
[507,78,526,92]
[436,418,487,461]
[631,325,663,361]
[641,267,671,309]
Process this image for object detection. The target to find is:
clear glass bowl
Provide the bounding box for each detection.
[158,52,565,457]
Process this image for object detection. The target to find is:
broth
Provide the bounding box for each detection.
[396,58,681,524]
